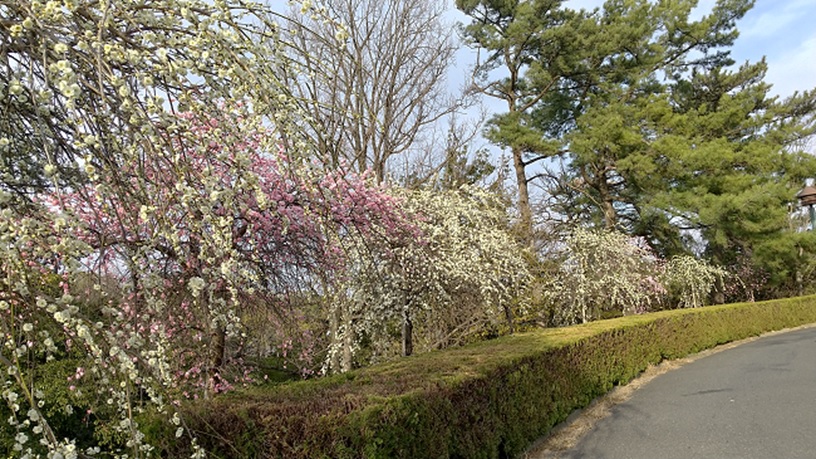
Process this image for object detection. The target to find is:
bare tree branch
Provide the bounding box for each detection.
[282,0,460,183]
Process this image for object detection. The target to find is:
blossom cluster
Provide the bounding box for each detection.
[543,228,727,325]
[1,0,327,456]
[322,184,534,371]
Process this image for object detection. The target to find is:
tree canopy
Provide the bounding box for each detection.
[458,0,816,295]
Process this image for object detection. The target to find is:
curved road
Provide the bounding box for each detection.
[558,326,816,459]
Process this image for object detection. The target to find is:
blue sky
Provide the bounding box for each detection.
[726,0,816,97]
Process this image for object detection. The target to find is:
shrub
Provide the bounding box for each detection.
[156,295,816,458]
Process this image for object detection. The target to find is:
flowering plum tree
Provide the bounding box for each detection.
[0,0,370,456]
[661,256,726,308]
[29,108,418,453]
[542,228,735,324]
[323,185,533,372]
[54,111,411,378]
[544,228,662,325]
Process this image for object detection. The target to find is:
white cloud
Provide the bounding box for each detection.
[740,12,798,39]
[765,34,816,97]
[691,0,718,20]
[739,0,816,39]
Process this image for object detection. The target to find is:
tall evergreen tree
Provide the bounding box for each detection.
[456,0,592,245]
[461,0,816,295]
[457,0,758,245]
[560,26,816,294]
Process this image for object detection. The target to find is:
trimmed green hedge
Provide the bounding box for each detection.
[164,295,816,458]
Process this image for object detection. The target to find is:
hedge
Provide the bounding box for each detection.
[159,295,816,458]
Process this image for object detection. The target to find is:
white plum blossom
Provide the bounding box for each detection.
[662,255,726,308]
[1,0,326,456]
[324,184,533,372]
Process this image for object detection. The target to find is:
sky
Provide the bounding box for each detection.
[727,0,816,97]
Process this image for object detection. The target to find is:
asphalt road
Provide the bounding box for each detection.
[560,326,816,459]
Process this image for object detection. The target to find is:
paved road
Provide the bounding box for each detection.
[560,327,816,459]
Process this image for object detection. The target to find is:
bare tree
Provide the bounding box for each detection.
[394,111,497,189]
[282,0,459,183]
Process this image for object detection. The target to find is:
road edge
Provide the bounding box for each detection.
[520,322,816,459]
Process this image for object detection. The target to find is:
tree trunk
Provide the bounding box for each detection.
[328,302,341,372]
[401,309,413,357]
[207,325,226,399]
[597,170,617,230]
[341,305,353,372]
[374,156,386,185]
[512,145,534,247]
[503,303,515,334]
